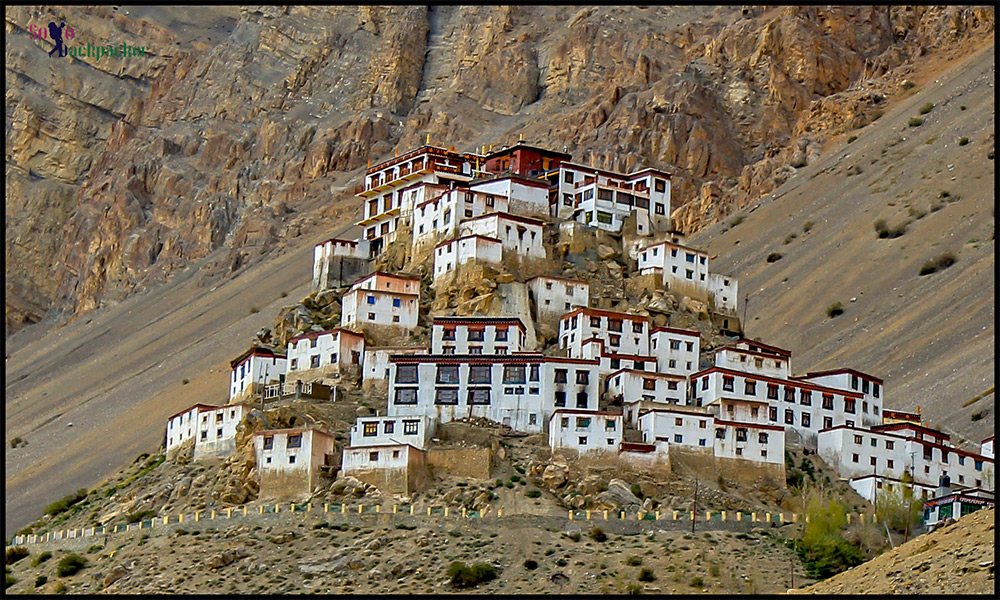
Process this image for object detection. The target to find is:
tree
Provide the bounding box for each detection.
[875,475,922,536]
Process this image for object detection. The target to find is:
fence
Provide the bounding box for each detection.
[7,503,879,547]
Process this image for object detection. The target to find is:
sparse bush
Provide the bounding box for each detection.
[504,481,514,489]
[86,545,102,554]
[784,234,796,244]
[10,437,23,448]
[568,532,582,542]
[126,509,157,524]
[918,102,934,114]
[5,547,29,565]
[826,302,844,318]
[625,555,643,566]
[495,479,504,488]
[44,489,89,517]
[766,252,782,263]
[56,554,87,577]
[35,575,47,588]
[875,219,907,239]
[971,411,985,422]
[5,574,15,589]
[908,117,923,127]
[447,561,498,588]
[794,494,865,579]
[526,489,541,498]
[638,568,657,582]
[55,582,67,594]
[709,564,721,577]
[930,201,944,212]
[690,576,704,587]
[514,466,525,475]
[523,559,538,570]
[280,291,289,297]
[31,552,52,567]
[730,215,745,227]
[919,252,957,276]
[590,527,608,542]
[181,378,190,385]
[847,135,858,143]
[249,307,260,314]
[958,137,970,146]
[901,81,916,91]
[394,523,417,530]
[510,475,520,483]
[626,583,643,594]
[803,221,814,232]
[960,105,966,110]
[908,207,927,220]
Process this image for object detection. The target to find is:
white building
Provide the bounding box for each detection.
[363,346,428,386]
[458,212,546,260]
[552,163,671,234]
[166,403,250,461]
[312,237,371,291]
[637,239,738,313]
[792,368,883,428]
[636,407,785,467]
[349,414,435,450]
[549,410,623,454]
[430,316,526,354]
[714,345,791,380]
[983,436,994,459]
[387,354,601,433]
[527,276,590,321]
[923,486,994,529]
[254,427,336,500]
[558,307,650,358]
[341,271,421,330]
[432,235,502,283]
[357,146,482,256]
[578,338,658,379]
[411,186,508,252]
[341,442,426,496]
[286,328,365,374]
[817,422,995,499]
[468,174,551,217]
[649,327,701,378]
[606,369,688,424]
[229,347,287,401]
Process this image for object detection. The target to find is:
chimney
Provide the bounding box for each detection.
[936,475,951,498]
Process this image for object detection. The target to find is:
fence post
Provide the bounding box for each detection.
[872,513,877,524]
[227,508,232,518]
[655,510,660,520]
[847,513,852,524]
[244,506,248,516]
[393,505,398,514]
[722,511,727,521]
[673,510,678,521]
[275,503,280,514]
[752,512,757,522]
[690,511,695,522]
[410,505,415,515]
[342,503,346,514]
[587,510,592,520]
[779,513,784,524]
[195,512,200,522]
[164,516,170,526]
[324,503,329,514]
[179,513,184,523]
[498,509,502,518]
[462,507,467,518]
[766,512,771,523]
[603,510,608,520]
[444,507,449,517]
[805,514,810,523]
[569,510,574,520]
[358,504,363,515]
[427,506,432,516]
[259,505,264,515]
[706,511,711,521]
[307,503,312,513]
[637,511,642,521]
[737,511,742,522]
[211,510,216,520]
[376,505,381,514]
[859,513,865,524]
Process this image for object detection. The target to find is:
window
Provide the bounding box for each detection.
[310,355,320,368]
[745,380,756,395]
[785,387,795,402]
[975,460,983,471]
[578,436,588,445]
[263,436,273,450]
[216,412,224,423]
[529,364,539,381]
[958,455,965,465]
[675,417,683,426]
[368,312,376,321]
[468,329,485,342]
[392,298,401,308]
[667,381,678,390]
[852,453,859,463]
[769,406,778,421]
[845,398,856,414]
[699,420,707,429]
[201,431,208,441]
[495,328,508,341]
[367,295,376,305]
[608,319,622,332]
[674,434,683,443]
[862,379,870,394]
[396,365,418,383]
[702,377,709,390]
[736,428,748,442]
[384,420,394,434]
[643,378,657,391]
[736,447,743,456]
[698,438,707,447]
[759,432,769,443]
[288,434,302,448]
[590,316,601,328]
[469,365,491,384]
[363,422,378,437]
[823,417,833,429]
[716,428,726,439]
[529,414,537,426]
[751,407,759,419]
[887,459,894,469]
[442,328,456,340]
[435,388,458,405]
[785,410,795,425]
[873,383,880,398]
[468,388,491,404]
[802,413,811,428]
[632,322,644,333]
[854,435,863,444]
[503,365,526,384]
[605,419,617,431]
[800,390,811,405]
[403,420,419,435]
[554,391,566,407]
[436,365,459,384]
[555,369,568,384]
[564,171,573,183]
[822,394,833,410]
[686,269,693,279]
[369,451,379,462]
[723,376,734,392]
[610,358,621,369]
[870,438,878,447]
[655,179,666,193]
[576,371,590,385]
[288,455,296,464]
[394,388,417,405]
[767,384,778,399]
[576,392,589,408]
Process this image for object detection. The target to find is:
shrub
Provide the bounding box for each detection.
[626,583,643,594]
[35,575,47,588]
[44,489,88,517]
[5,547,28,566]
[794,495,866,579]
[447,562,498,588]
[495,479,504,488]
[709,564,720,577]
[873,219,888,237]
[638,568,657,582]
[526,489,541,498]
[504,481,514,489]
[690,576,704,587]
[31,551,52,567]
[568,532,581,542]
[908,117,923,127]
[514,466,526,474]
[958,137,969,146]
[919,252,957,276]
[960,105,966,110]
[625,556,643,566]
[630,483,644,499]
[908,207,927,220]
[523,559,538,570]
[766,251,782,263]
[847,135,858,143]
[803,221,814,232]
[590,527,608,542]
[876,219,907,239]
[918,102,934,114]
[10,437,23,448]
[126,509,157,524]
[730,215,745,227]
[971,411,985,422]
[784,234,796,244]
[249,307,260,314]
[791,158,808,168]
[510,475,520,483]
[394,523,417,530]
[86,545,102,554]
[55,582,67,594]
[5,574,15,589]
[181,378,190,385]
[56,554,87,577]
[826,302,844,318]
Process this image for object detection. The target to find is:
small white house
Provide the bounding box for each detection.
[527,276,590,321]
[923,486,994,529]
[578,338,658,379]
[341,442,426,495]
[469,174,550,217]
[458,212,546,260]
[636,407,784,467]
[606,368,687,424]
[714,346,791,380]
[363,346,428,385]
[432,235,503,283]
[430,316,526,354]
[637,239,738,313]
[286,328,365,374]
[229,347,287,401]
[254,427,336,500]
[792,368,883,428]
[312,237,371,290]
[558,307,650,358]
[166,403,250,461]
[341,272,421,330]
[649,327,701,378]
[553,163,670,234]
[411,187,509,252]
[549,410,623,454]
[349,414,435,450]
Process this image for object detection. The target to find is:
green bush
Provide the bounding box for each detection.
[86,545,102,554]
[514,466,526,475]
[394,523,417,530]
[690,576,704,587]
[504,481,514,489]
[919,252,957,276]
[447,561,498,588]
[526,489,541,498]
[510,475,520,483]
[495,479,504,488]
[568,532,582,542]
[630,483,644,499]
[626,583,642,594]
[44,489,89,517]
[625,555,643,566]
[35,575,47,588]
[523,559,538,570]
[794,495,866,579]
[5,573,15,589]
[847,135,858,143]
[5,547,28,566]
[126,509,157,524]
[826,302,844,318]
[56,554,87,577]
[590,527,608,542]
[766,251,782,263]
[55,582,68,594]
[803,221,814,232]
[958,137,970,146]
[639,568,657,582]
[918,102,934,114]
[31,551,52,567]
[908,117,923,127]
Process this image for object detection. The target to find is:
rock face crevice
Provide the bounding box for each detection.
[5,5,995,333]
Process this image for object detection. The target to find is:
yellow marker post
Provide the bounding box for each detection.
[163,516,170,526]
[211,510,216,520]
[342,503,346,514]
[376,505,381,514]
[637,511,642,521]
[872,513,877,524]
[751,512,757,522]
[275,503,280,514]
[766,512,771,523]
[243,506,248,516]
[805,514,810,524]
[706,511,711,521]
[410,505,414,515]
[444,507,449,517]
[195,512,200,522]
[847,513,852,524]
[179,513,184,523]
[603,510,608,520]
[860,513,865,524]
[324,503,329,514]
[569,510,574,520]
[462,507,467,518]
[307,503,312,513]
[780,513,785,524]
[722,511,727,521]
[358,504,363,515]
[655,511,661,520]
[427,506,432,516]
[673,510,678,521]
[393,505,398,514]
[586,510,592,520]
[227,508,232,518]
[737,512,742,522]
[498,509,503,518]
[259,505,264,515]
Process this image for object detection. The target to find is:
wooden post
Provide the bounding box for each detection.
[706,511,711,521]
[779,513,784,524]
[860,513,865,524]
[227,508,232,518]
[164,516,170,526]
[275,503,280,513]
[307,503,312,513]
[462,507,467,518]
[737,511,742,522]
[792,513,797,523]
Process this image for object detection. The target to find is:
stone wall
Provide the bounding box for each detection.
[426,446,494,480]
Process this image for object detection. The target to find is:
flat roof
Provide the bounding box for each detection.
[434,234,502,249]
[432,316,526,330]
[366,145,475,175]
[650,327,701,338]
[470,172,553,189]
[460,211,547,227]
[483,141,572,161]
[289,328,365,344]
[559,161,671,180]
[352,270,422,285]
[795,368,884,385]
[560,306,649,323]
[690,366,864,398]
[230,346,285,369]
[735,338,793,358]
[526,275,590,286]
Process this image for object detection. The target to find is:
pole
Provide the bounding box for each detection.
[691,477,698,534]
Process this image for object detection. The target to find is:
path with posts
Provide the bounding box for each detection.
[7,502,879,549]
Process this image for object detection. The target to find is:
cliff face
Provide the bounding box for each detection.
[4,5,995,332]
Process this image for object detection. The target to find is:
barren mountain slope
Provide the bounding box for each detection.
[690,43,995,447]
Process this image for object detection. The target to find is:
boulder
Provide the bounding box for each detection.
[103,565,128,588]
[594,478,642,510]
[207,548,249,569]
[542,464,568,490]
[597,244,618,260]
